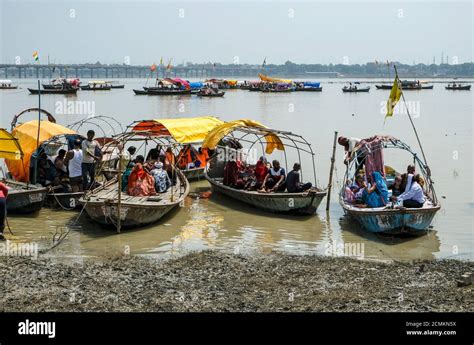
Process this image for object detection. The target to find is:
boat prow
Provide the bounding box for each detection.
[340,196,440,236]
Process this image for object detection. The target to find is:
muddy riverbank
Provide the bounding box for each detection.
[0,251,472,312]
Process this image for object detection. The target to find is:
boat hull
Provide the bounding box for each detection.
[6,184,47,214]
[0,86,18,89]
[197,92,225,97]
[341,201,440,235]
[133,89,147,95]
[206,175,326,215]
[183,167,205,181]
[45,192,84,210]
[342,87,370,93]
[147,89,191,95]
[28,88,77,95]
[82,201,178,227]
[296,87,322,92]
[446,85,471,90]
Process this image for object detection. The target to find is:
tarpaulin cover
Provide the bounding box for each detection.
[258,74,292,84]
[0,128,23,160]
[202,119,284,154]
[189,82,204,89]
[132,117,224,144]
[303,82,320,87]
[5,120,76,182]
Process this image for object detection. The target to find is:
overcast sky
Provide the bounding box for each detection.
[1,0,472,65]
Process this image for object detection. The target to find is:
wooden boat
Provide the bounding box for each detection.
[339,136,440,236]
[80,170,189,228]
[28,88,78,95]
[0,80,18,89]
[295,82,322,92]
[376,81,433,90]
[197,91,225,97]
[147,89,191,95]
[133,89,148,95]
[4,180,47,214]
[79,130,192,230]
[342,86,370,93]
[80,85,111,90]
[446,84,471,90]
[80,81,112,90]
[202,120,327,215]
[248,86,262,91]
[206,176,326,214]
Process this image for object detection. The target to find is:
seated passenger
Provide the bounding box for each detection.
[390,175,403,197]
[361,171,388,208]
[392,174,426,208]
[121,162,135,192]
[150,162,171,193]
[54,149,68,179]
[246,156,268,190]
[127,162,156,196]
[400,164,415,193]
[261,160,286,192]
[286,163,312,193]
[223,160,239,187]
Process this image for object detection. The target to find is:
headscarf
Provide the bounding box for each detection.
[372,171,389,204]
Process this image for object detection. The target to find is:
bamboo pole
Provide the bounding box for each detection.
[33,80,41,185]
[116,148,123,233]
[326,131,338,211]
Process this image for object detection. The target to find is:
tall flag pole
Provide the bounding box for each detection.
[386,65,431,178]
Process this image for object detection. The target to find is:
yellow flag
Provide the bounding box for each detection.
[386,76,402,118]
[160,57,163,65]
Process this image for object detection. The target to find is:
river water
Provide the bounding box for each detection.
[0,78,472,262]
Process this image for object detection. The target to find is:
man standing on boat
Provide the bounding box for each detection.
[338,136,361,165]
[81,130,102,191]
[65,139,84,192]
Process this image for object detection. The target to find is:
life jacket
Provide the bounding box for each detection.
[165,151,176,166]
[178,147,192,168]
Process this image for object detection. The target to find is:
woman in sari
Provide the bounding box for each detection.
[362,171,388,208]
[127,163,156,196]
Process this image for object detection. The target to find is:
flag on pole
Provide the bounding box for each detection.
[386,75,402,118]
[262,57,267,68]
[159,57,163,66]
[33,51,39,62]
[150,63,157,71]
[166,59,172,70]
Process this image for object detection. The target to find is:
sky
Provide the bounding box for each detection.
[0,0,472,65]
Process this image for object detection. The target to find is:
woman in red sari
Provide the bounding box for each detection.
[127,163,156,196]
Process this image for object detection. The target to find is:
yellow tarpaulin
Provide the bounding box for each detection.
[132,116,224,144]
[6,120,76,182]
[258,73,293,84]
[202,119,284,154]
[0,129,23,160]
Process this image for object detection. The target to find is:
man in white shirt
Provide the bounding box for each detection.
[338,136,361,165]
[81,130,102,190]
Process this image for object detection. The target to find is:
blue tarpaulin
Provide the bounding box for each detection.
[189,82,204,89]
[303,82,320,87]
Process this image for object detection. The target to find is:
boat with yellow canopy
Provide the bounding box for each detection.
[5,109,87,211]
[258,73,293,84]
[129,117,224,180]
[0,128,47,214]
[202,120,327,214]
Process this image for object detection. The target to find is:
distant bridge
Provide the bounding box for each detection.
[0,64,261,79]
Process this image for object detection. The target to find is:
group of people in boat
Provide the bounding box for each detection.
[339,135,426,209]
[30,130,103,193]
[121,144,210,197]
[223,157,312,193]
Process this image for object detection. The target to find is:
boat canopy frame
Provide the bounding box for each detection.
[205,124,319,186]
[343,136,438,205]
[68,115,124,140]
[11,108,56,131]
